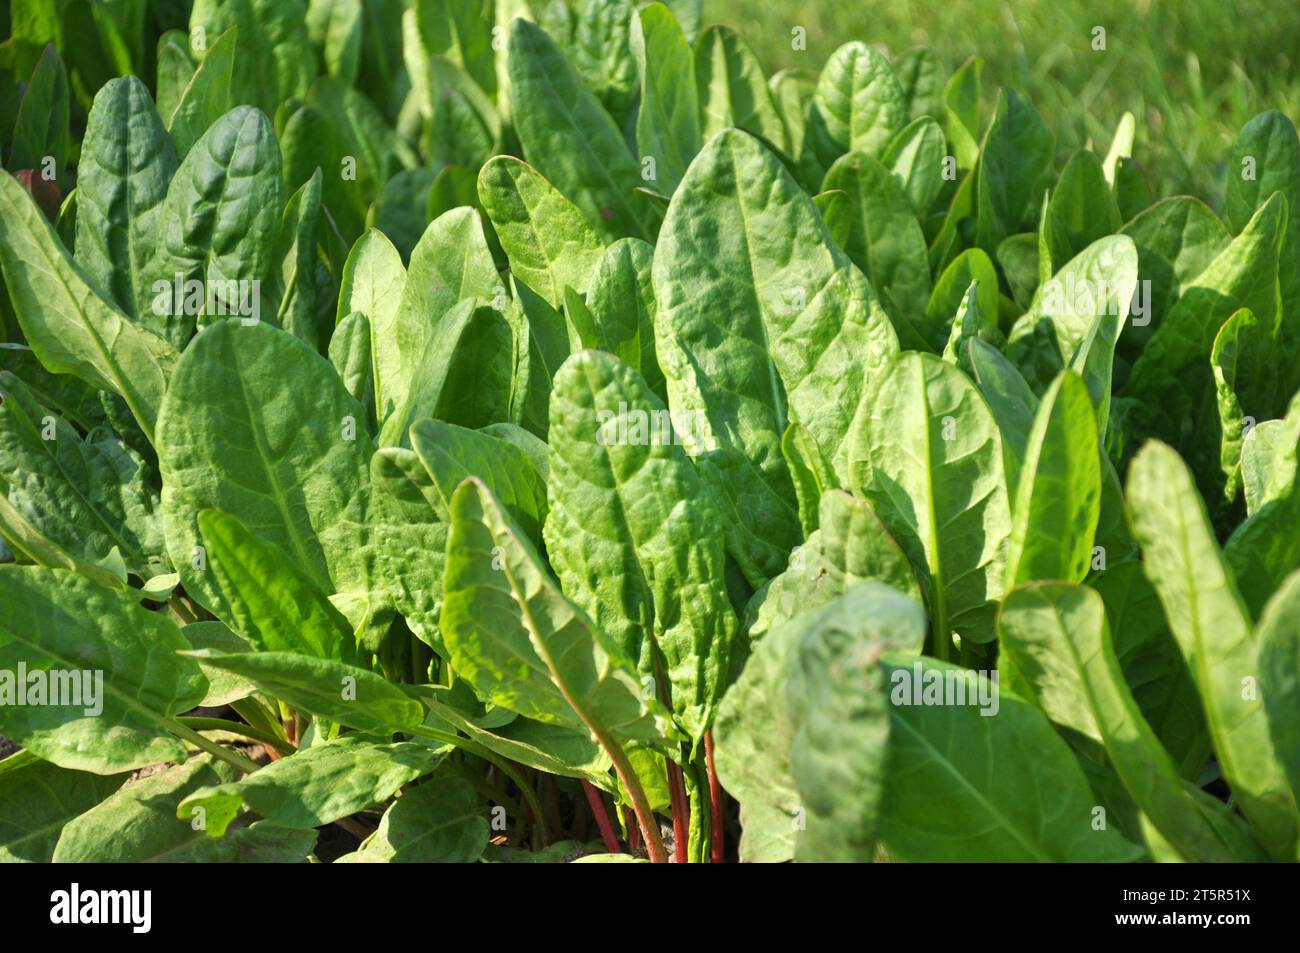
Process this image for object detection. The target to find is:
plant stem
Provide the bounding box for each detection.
[665,758,690,862]
[581,781,622,854]
[164,718,261,774]
[410,724,549,844]
[704,731,725,863]
[177,716,295,756]
[596,726,668,863]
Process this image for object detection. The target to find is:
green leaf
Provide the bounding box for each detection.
[148,105,284,347]
[0,372,165,577]
[442,478,681,748]
[975,89,1054,255]
[880,115,947,218]
[197,510,355,662]
[307,0,363,83]
[787,583,927,861]
[75,76,178,322]
[802,41,905,178]
[183,650,425,736]
[328,312,375,423]
[337,229,407,424]
[923,248,999,350]
[1004,371,1101,587]
[631,3,700,196]
[585,238,664,402]
[848,351,1011,648]
[1257,571,1300,814]
[407,417,547,542]
[165,24,236,157]
[1127,441,1297,857]
[0,566,207,773]
[693,26,788,156]
[1039,149,1122,283]
[156,320,373,617]
[999,583,1249,862]
[780,422,836,537]
[189,0,314,114]
[967,337,1043,492]
[878,655,1144,861]
[0,758,125,862]
[8,44,70,175]
[478,157,603,311]
[942,56,982,169]
[746,489,922,644]
[341,776,487,863]
[1211,308,1287,502]
[0,171,179,444]
[823,151,932,322]
[508,17,654,242]
[653,127,898,581]
[544,351,736,743]
[178,735,441,838]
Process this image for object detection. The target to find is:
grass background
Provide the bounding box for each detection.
[702,0,1300,206]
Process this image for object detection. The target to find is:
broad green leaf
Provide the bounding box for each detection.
[1225,399,1300,618]
[1007,235,1138,432]
[545,351,735,743]
[1225,110,1300,369]
[157,320,372,617]
[780,422,837,537]
[585,238,664,401]
[893,46,944,122]
[508,18,654,242]
[942,56,982,169]
[1004,372,1100,587]
[787,583,926,862]
[148,105,284,347]
[75,76,178,322]
[746,489,922,644]
[967,337,1041,491]
[0,372,165,577]
[54,754,316,862]
[189,0,314,114]
[563,0,639,125]
[412,0,495,99]
[1127,441,1297,857]
[197,510,355,662]
[329,312,375,421]
[880,115,946,218]
[390,207,500,404]
[693,25,788,156]
[848,352,1011,648]
[999,584,1246,862]
[8,44,70,175]
[0,758,125,862]
[478,156,603,310]
[975,89,1053,255]
[1239,399,1300,516]
[1125,196,1285,492]
[441,478,680,748]
[653,128,898,581]
[1257,572,1300,810]
[341,776,488,862]
[166,24,236,157]
[1212,309,1286,505]
[1092,562,1209,779]
[1118,196,1230,356]
[878,655,1144,861]
[802,41,905,178]
[923,248,999,350]
[184,650,425,736]
[0,171,179,444]
[769,67,815,164]
[631,2,700,195]
[337,229,407,424]
[307,0,363,83]
[1038,149,1122,284]
[178,735,441,838]
[408,417,547,541]
[823,151,932,322]
[0,566,207,773]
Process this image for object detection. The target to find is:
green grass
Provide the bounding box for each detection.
[704,0,1300,206]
